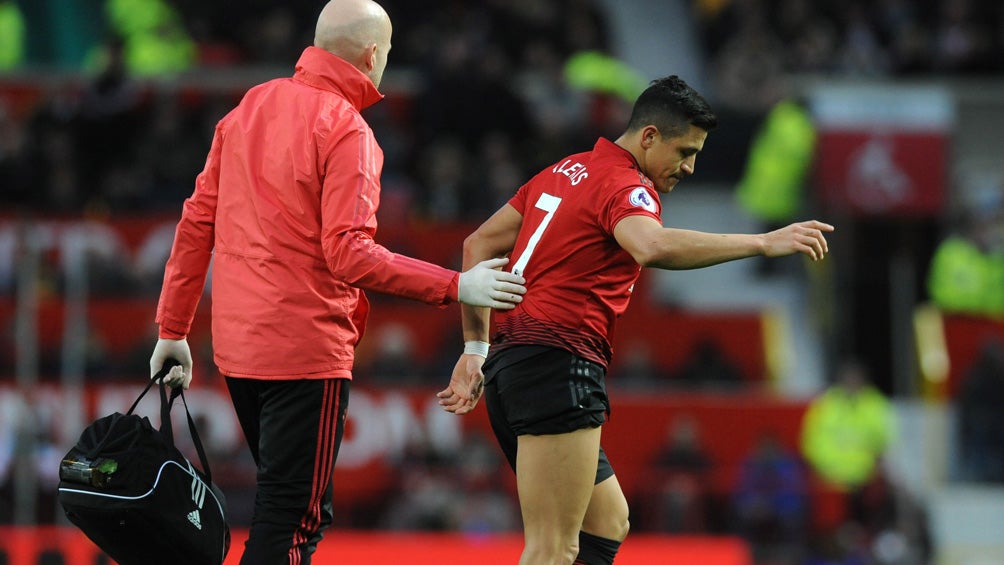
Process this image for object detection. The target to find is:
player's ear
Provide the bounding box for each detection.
[640,125,660,149]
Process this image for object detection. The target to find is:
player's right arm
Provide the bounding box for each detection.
[438,203,524,415]
[460,203,524,341]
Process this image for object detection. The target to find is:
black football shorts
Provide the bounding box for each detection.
[483,344,614,484]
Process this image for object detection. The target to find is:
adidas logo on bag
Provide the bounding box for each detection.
[187,509,202,530]
[187,461,206,530]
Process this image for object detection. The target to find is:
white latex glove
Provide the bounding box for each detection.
[149,337,194,389]
[457,257,526,309]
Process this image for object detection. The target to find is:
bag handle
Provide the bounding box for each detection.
[125,372,162,415]
[173,387,215,484]
[119,363,215,481]
[125,357,181,416]
[155,362,215,483]
[82,364,169,458]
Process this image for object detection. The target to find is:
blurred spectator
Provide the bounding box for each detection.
[612,342,672,388]
[74,38,144,211]
[731,430,809,564]
[0,0,25,70]
[673,337,746,390]
[236,5,302,66]
[800,359,896,493]
[356,323,426,385]
[379,431,515,532]
[103,0,197,76]
[801,357,899,552]
[562,50,647,106]
[451,432,520,534]
[805,522,871,565]
[956,337,1004,482]
[703,0,787,115]
[415,137,472,222]
[837,3,892,75]
[132,92,213,209]
[20,88,81,212]
[931,0,995,73]
[925,186,1004,317]
[0,100,32,208]
[735,96,817,226]
[635,416,714,533]
[475,132,531,219]
[850,466,934,565]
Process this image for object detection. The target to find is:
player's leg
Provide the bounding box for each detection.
[228,378,350,565]
[516,427,601,565]
[577,471,630,565]
[483,345,610,565]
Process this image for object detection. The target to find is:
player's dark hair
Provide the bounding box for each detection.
[625,75,717,138]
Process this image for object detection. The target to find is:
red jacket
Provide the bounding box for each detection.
[156,46,458,379]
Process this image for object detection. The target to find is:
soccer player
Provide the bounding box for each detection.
[148,1,525,563]
[438,75,834,565]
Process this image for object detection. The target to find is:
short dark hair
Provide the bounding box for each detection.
[625,75,717,138]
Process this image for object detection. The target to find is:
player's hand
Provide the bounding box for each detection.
[763,220,834,261]
[437,354,486,415]
[150,338,193,389]
[457,257,526,310]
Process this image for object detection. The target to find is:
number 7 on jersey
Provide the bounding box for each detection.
[511,193,562,277]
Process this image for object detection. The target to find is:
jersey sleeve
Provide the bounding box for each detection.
[599,183,663,234]
[508,180,531,215]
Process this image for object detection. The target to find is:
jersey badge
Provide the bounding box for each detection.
[628,187,658,213]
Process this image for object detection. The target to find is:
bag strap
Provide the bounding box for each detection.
[87,361,215,482]
[154,363,215,483]
[126,373,161,415]
[83,367,166,458]
[173,387,215,484]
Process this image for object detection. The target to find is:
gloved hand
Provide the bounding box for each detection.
[457,257,526,309]
[149,337,194,389]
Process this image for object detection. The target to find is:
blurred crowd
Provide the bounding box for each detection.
[2,0,1004,217]
[699,0,1004,113]
[3,1,1004,564]
[0,0,616,219]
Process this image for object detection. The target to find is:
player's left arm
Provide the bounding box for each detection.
[613,215,834,270]
[438,204,524,415]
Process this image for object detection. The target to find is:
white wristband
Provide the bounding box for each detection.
[463,340,490,357]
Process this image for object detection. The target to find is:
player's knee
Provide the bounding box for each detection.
[601,513,629,542]
[584,503,630,541]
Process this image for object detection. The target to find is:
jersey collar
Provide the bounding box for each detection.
[593,137,655,189]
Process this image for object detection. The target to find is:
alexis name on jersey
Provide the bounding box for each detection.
[552,159,589,186]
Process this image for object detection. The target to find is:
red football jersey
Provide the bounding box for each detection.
[492,137,662,367]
